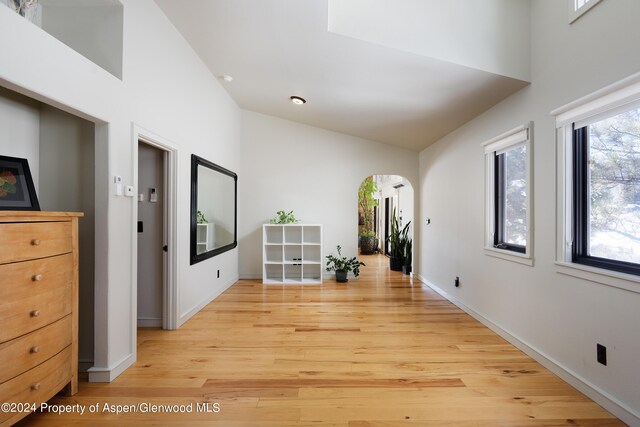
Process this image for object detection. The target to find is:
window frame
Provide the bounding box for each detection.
[552,71,640,292]
[568,0,602,24]
[483,123,533,266]
[571,124,640,276]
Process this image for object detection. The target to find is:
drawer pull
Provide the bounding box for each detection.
[30,346,40,354]
[30,310,40,318]
[31,239,41,246]
[31,383,41,391]
[32,274,43,282]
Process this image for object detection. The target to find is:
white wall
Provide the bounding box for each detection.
[41,2,124,79]
[0,87,40,187]
[328,0,531,81]
[0,0,241,380]
[39,105,95,371]
[418,0,640,422]
[239,110,418,278]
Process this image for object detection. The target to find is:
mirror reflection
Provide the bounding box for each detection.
[190,155,237,264]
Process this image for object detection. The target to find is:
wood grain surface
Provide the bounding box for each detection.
[17,255,624,426]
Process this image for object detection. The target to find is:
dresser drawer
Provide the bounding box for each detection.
[0,316,72,384]
[0,222,72,264]
[0,346,72,425]
[0,254,73,304]
[0,285,72,343]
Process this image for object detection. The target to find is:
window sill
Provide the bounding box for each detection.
[555,261,640,294]
[484,247,533,266]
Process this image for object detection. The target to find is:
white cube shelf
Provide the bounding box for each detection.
[263,224,323,284]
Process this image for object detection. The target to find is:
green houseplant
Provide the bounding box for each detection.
[326,245,365,282]
[387,209,411,271]
[269,210,298,224]
[358,178,379,254]
[403,237,412,275]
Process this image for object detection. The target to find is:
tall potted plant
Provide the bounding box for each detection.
[403,237,412,275]
[358,178,379,254]
[387,209,411,271]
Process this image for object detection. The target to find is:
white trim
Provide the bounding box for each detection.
[483,246,534,266]
[417,274,640,426]
[132,123,180,333]
[178,275,238,327]
[483,122,534,264]
[87,353,135,383]
[552,72,640,290]
[556,261,640,294]
[481,125,528,154]
[551,71,640,128]
[568,0,602,24]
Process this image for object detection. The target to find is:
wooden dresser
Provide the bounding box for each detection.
[0,211,82,427]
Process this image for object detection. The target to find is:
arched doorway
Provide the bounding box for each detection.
[358,175,414,275]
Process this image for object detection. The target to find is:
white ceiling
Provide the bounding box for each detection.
[154,0,530,151]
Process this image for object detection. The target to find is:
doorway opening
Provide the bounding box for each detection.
[134,129,178,335]
[136,141,166,328]
[358,175,414,274]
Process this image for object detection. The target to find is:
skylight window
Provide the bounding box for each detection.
[569,0,602,23]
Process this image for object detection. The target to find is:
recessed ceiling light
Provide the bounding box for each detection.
[290,96,306,105]
[222,75,234,82]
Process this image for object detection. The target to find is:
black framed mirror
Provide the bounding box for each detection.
[190,154,237,265]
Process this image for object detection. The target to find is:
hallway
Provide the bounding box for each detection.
[19,255,622,426]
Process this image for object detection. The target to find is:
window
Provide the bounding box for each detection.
[568,0,602,23]
[483,124,533,265]
[553,71,640,290]
[572,107,640,275]
[495,145,527,253]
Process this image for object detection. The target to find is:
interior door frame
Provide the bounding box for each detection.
[131,124,178,334]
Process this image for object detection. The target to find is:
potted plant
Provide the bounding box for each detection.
[358,178,379,254]
[269,210,298,224]
[326,245,365,282]
[387,209,411,271]
[402,237,412,275]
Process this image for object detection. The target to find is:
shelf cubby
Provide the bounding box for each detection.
[284,226,302,244]
[264,225,283,244]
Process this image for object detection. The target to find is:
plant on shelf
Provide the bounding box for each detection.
[269,210,298,224]
[358,177,379,254]
[197,210,207,224]
[326,245,365,283]
[387,208,411,272]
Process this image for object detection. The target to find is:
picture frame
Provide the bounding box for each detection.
[0,155,40,211]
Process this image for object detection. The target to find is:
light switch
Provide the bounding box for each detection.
[114,176,123,196]
[149,188,158,203]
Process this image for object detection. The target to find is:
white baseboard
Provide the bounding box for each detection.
[417,274,639,426]
[178,275,239,327]
[87,352,135,383]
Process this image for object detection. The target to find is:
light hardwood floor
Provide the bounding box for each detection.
[19,255,624,426]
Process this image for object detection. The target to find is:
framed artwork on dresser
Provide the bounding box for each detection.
[0,155,40,211]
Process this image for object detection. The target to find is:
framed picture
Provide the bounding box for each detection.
[0,155,40,211]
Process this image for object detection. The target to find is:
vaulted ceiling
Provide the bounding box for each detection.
[155,0,531,151]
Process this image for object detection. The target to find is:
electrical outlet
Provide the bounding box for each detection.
[454,276,460,287]
[597,343,607,366]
